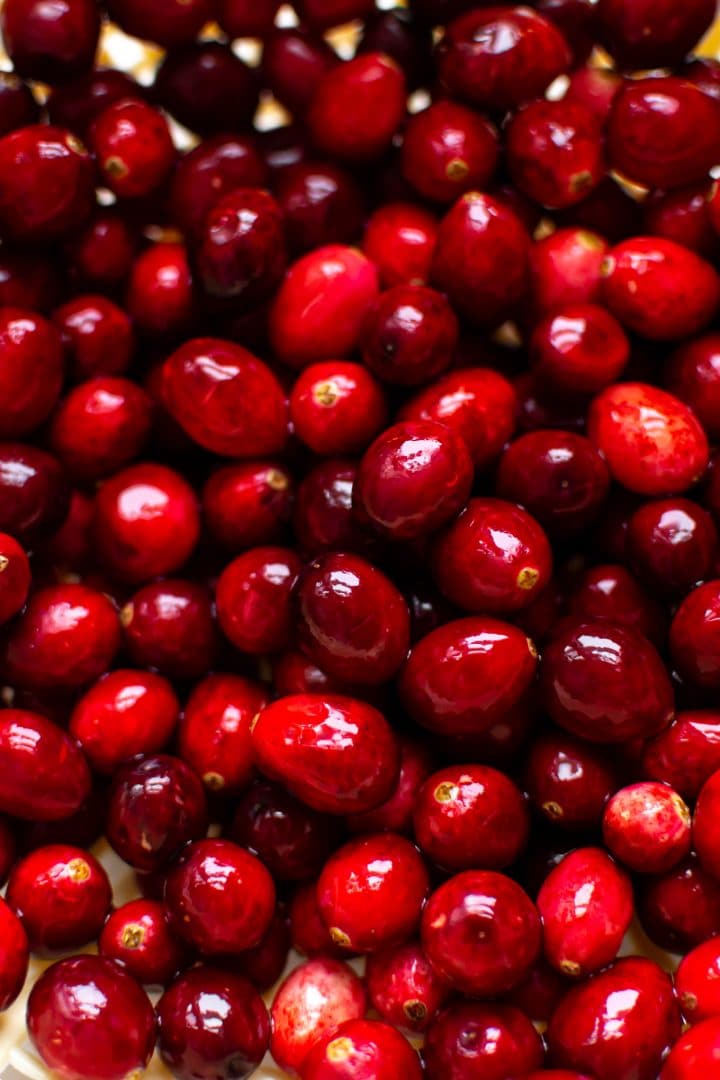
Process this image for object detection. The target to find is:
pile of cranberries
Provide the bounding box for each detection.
[0,0,719,1077]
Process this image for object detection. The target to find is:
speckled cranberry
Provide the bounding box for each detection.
[122,579,216,681]
[642,710,720,800]
[603,782,691,876]
[299,1018,422,1079]
[216,546,300,656]
[401,100,498,204]
[424,1001,544,1080]
[525,729,617,831]
[362,201,438,288]
[289,361,387,455]
[99,898,189,987]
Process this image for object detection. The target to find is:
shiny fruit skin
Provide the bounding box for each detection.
[0,709,90,821]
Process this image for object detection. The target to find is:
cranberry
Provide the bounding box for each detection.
[0,0,100,84]
[276,161,365,256]
[346,736,432,836]
[529,227,609,314]
[401,100,498,204]
[159,42,260,136]
[0,709,90,821]
[525,729,617,831]
[99,899,189,987]
[547,957,680,1079]
[121,579,217,681]
[626,498,717,594]
[105,0,214,47]
[676,938,720,1024]
[216,545,300,656]
[424,1002,544,1079]
[170,136,266,241]
[360,285,457,387]
[91,99,175,200]
[505,958,569,1025]
[692,769,720,883]
[0,308,62,438]
[670,581,720,690]
[638,857,720,952]
[232,909,291,992]
[357,8,432,89]
[251,693,400,814]
[53,294,134,381]
[0,72,39,135]
[596,0,716,69]
[665,334,720,440]
[270,957,366,1074]
[289,362,387,455]
[569,564,664,646]
[643,183,719,259]
[165,838,275,955]
[642,710,720,800]
[196,188,285,305]
[163,337,288,457]
[661,1018,720,1077]
[683,57,720,102]
[47,68,143,140]
[0,532,29,624]
[299,1018,422,1079]
[507,100,603,211]
[0,898,28,1010]
[217,0,280,37]
[362,201,438,288]
[27,955,156,1080]
[51,377,153,481]
[127,243,196,338]
[293,460,369,557]
[367,942,447,1033]
[565,66,623,126]
[0,249,62,312]
[202,462,292,553]
[270,244,379,369]
[529,304,629,395]
[262,28,338,117]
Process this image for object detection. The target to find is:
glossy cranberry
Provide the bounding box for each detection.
[0,898,27,1010]
[683,57,720,101]
[46,68,143,140]
[362,201,437,288]
[28,955,156,1080]
[670,581,720,690]
[274,650,341,697]
[675,938,720,1025]
[661,1017,720,1077]
[165,838,275,955]
[529,227,609,314]
[431,192,529,327]
[589,382,710,495]
[121,579,217,681]
[0,445,69,543]
[127,243,196,338]
[421,870,540,996]
[601,781,691,876]
[565,65,623,127]
[179,673,266,796]
[596,0,715,69]
[540,620,674,743]
[231,909,291,992]
[293,460,368,557]
[627,498,717,595]
[401,101,497,205]
[368,943,447,1035]
[300,1018,421,1079]
[507,100,603,211]
[642,711,720,800]
[547,957,680,1080]
[642,183,719,259]
[53,294,134,381]
[91,99,174,200]
[270,957,366,1074]
[216,545,300,656]
[289,882,344,958]
[357,7,431,86]
[99,898,189,987]
[693,770,720,884]
[230,779,341,881]
[360,285,457,387]
[163,337,288,457]
[202,461,292,553]
[0,309,62,438]
[638,857,720,952]
[504,957,569,1025]
[170,137,265,241]
[262,28,338,116]
[6,844,110,952]
[0,534,28,627]
[276,161,364,256]
[664,334,720,440]
[0,709,90,821]
[0,0,99,84]
[196,188,285,305]
[252,694,400,814]
[290,362,387,455]
[0,125,93,242]
[525,729,617,831]
[346,737,432,837]
[0,72,38,135]
[270,245,379,369]
[529,304,629,395]
[51,377,152,482]
[424,1001,543,1080]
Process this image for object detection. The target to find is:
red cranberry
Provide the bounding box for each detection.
[0,898,28,1010]
[289,362,387,455]
[99,898,188,987]
[360,284,457,387]
[270,244,379,369]
[547,957,680,1079]
[525,729,617,831]
[91,99,175,200]
[643,183,719,259]
[46,68,143,140]
[274,650,340,697]
[568,565,664,645]
[290,882,345,958]
[0,709,90,821]
[565,65,623,125]
[270,957,366,1074]
[676,937,720,1024]
[661,1017,720,1077]
[596,0,716,69]
[0,532,29,624]
[27,955,156,1080]
[196,188,286,305]
[293,460,369,557]
[505,958,569,1025]
[683,57,720,101]
[693,769,720,882]
[276,161,365,256]
[165,838,275,955]
[51,377,153,481]
[0,0,100,84]
[642,710,720,800]
[529,304,629,394]
[121,579,217,681]
[602,782,691,876]
[170,136,266,241]
[626,498,717,594]
[0,308,63,438]
[346,737,432,836]
[0,72,39,135]
[216,545,301,656]
[127,243,196,339]
[367,942,447,1033]
[424,1001,544,1079]
[401,100,498,204]
[362,201,438,288]
[105,0,214,47]
[529,226,609,314]
[0,249,61,312]
[163,337,288,457]
[638,857,720,952]
[159,41,260,136]
[262,28,338,117]
[217,0,280,37]
[357,8,432,88]
[53,294,134,381]
[202,461,292,552]
[665,334,720,440]
[251,693,400,815]
[231,909,291,992]
[670,581,720,690]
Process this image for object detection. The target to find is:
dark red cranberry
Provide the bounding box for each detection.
[565,65,623,125]
[525,729,617,831]
[643,183,719,259]
[47,68,143,139]
[596,0,716,69]
[664,333,720,440]
[642,710,720,800]
[165,838,275,955]
[346,737,432,837]
[262,27,338,116]
[401,100,497,204]
[0,308,63,438]
[0,0,100,84]
[289,362,387,455]
[0,444,70,543]
[154,42,259,137]
[424,1002,544,1079]
[231,909,291,992]
[507,100,604,210]
[27,956,156,1080]
[0,709,90,821]
[670,581,720,690]
[91,99,175,200]
[170,136,266,241]
[51,377,153,481]
[127,243,196,339]
[505,958,570,1025]
[121,579,217,681]
[99,898,189,987]
[0,72,38,135]
[300,1018,422,1079]
[529,304,629,394]
[293,460,369,557]
[626,498,717,594]
[274,650,340,697]
[362,201,438,289]
[251,693,400,815]
[216,545,301,656]
[0,249,61,312]
[276,161,365,256]
[217,0,280,37]
[638,857,720,952]
[360,284,457,387]
[547,957,680,1079]
[54,296,133,383]
[66,209,135,289]
[603,782,691,875]
[203,462,292,552]
[196,188,285,304]
[0,819,14,887]
[683,56,720,101]
[357,6,431,85]
[529,226,609,314]
[106,0,214,46]
[366,942,447,1033]
[537,0,596,62]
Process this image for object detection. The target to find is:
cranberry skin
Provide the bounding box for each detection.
[51,377,153,482]
[565,65,623,126]
[1,0,99,84]
[290,882,345,958]
[47,68,143,141]
[639,857,720,952]
[355,421,472,542]
[670,582,720,690]
[361,285,457,387]
[676,939,720,1024]
[293,460,368,558]
[127,243,196,339]
[92,463,199,584]
[251,694,400,815]
[203,462,292,553]
[422,870,540,996]
[540,620,674,743]
[91,99,175,200]
[307,54,406,163]
[165,839,275,955]
[300,1019,421,1080]
[596,0,716,70]
[163,337,288,458]
[0,898,27,1010]
[693,770,720,882]
[290,362,387,455]
[525,730,617,831]
[171,136,266,242]
[665,334,720,440]
[414,764,528,872]
[400,617,537,736]
[363,201,437,289]
[216,546,300,656]
[217,0,280,37]
[547,957,680,1080]
[156,42,259,136]
[431,192,529,328]
[0,710,90,821]
[627,498,717,595]
[99,899,189,987]
[432,498,552,614]
[530,227,608,315]
[179,674,266,796]
[105,0,213,46]
[507,100,603,211]
[6,844,110,952]
[122,579,216,681]
[642,711,720,800]
[661,1018,720,1077]
[53,294,134,381]
[346,737,432,837]
[230,779,341,881]
[276,161,365,257]
[231,909,291,993]
[0,532,29,625]
[0,308,63,438]
[0,249,61,312]
[0,125,93,242]
[262,28,338,117]
[270,957,367,1074]
[602,782,691,876]
[401,101,498,205]
[270,245,379,369]
[366,942,447,1033]
[643,183,719,259]
[529,305,629,395]
[589,382,710,495]
[424,1002,543,1080]
[196,188,285,304]
[0,72,39,135]
[295,553,410,685]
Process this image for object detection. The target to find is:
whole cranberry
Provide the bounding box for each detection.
[270,245,379,369]
[289,362,387,455]
[99,899,189,987]
[692,769,720,882]
[0,309,62,438]
[154,43,259,137]
[642,183,719,259]
[203,461,292,552]
[274,651,340,698]
[121,579,216,681]
[401,100,498,204]
[0,898,28,1010]
[360,284,457,387]
[0,710,90,821]
[661,1018,720,1077]
[602,782,691,876]
[105,0,214,47]
[276,161,365,256]
[53,294,134,381]
[91,99,175,200]
[431,192,530,327]
[27,956,156,1080]
[362,201,438,288]
[529,304,629,394]
[163,337,288,457]
[540,620,674,743]
[216,545,301,656]
[547,957,680,1079]
[676,937,720,1025]
[293,460,370,558]
[51,377,153,481]
[565,65,623,125]
[670,581,720,690]
[0,125,94,241]
[529,227,609,315]
[196,188,285,305]
[626,498,717,594]
[400,617,537,735]
[251,693,400,815]
[0,532,29,624]
[421,870,540,996]
[270,957,367,1074]
[346,737,433,837]
[0,248,61,312]
[596,0,715,68]
[366,942,447,1033]
[232,909,291,993]
[165,838,275,955]
[525,729,617,831]
[0,0,99,84]
[507,100,603,211]
[506,958,572,1025]
[170,136,266,241]
[424,1002,544,1079]
[262,28,338,117]
[638,857,720,952]
[665,334,720,440]
[588,382,710,495]
[179,673,267,796]
[0,72,39,135]
[47,68,143,140]
[6,844,110,952]
[437,7,570,111]
[299,1018,422,1079]
[217,0,280,38]
[357,7,432,86]
[127,243,196,338]
[642,710,720,800]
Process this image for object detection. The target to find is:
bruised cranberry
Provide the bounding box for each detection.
[51,377,153,482]
[661,1018,720,1077]
[0,532,29,624]
[346,737,432,836]
[626,498,717,594]
[165,838,275,955]
[270,957,366,1074]
[0,0,100,84]
[216,546,301,656]
[424,1002,544,1079]
[122,579,217,681]
[401,100,498,204]
[203,462,292,552]
[361,285,457,387]
[300,1018,422,1079]
[525,729,617,831]
[0,710,90,821]
[665,334,720,440]
[289,362,387,455]
[642,711,720,800]
[252,694,400,814]
[362,201,437,288]
[99,899,188,987]
[196,188,285,305]
[27,955,156,1080]
[529,304,629,394]
[638,857,720,952]
[547,957,680,1080]
[53,294,134,381]
[262,28,338,117]
[421,870,541,996]
[127,243,196,339]
[670,582,720,690]
[91,99,174,200]
[597,0,715,68]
